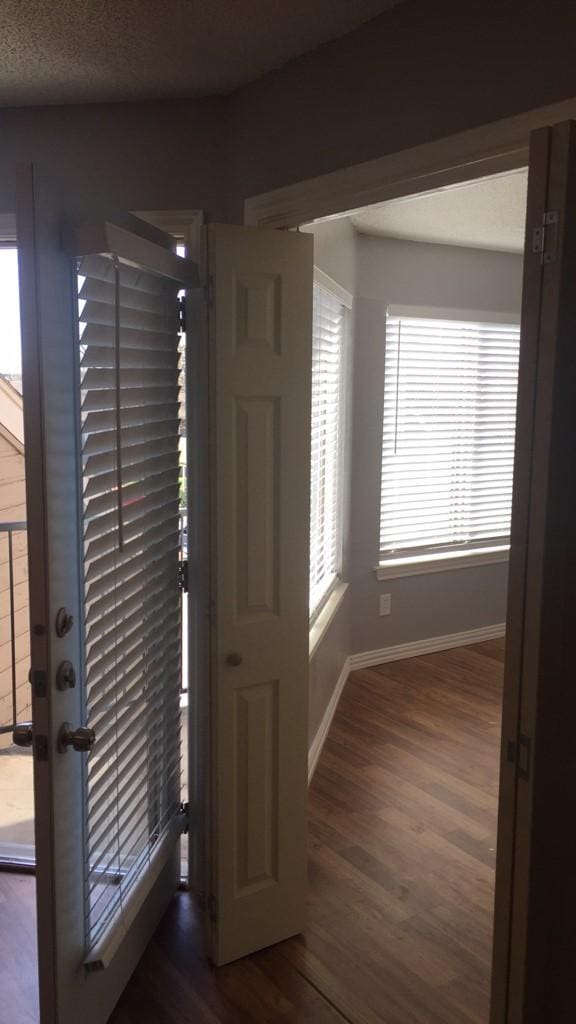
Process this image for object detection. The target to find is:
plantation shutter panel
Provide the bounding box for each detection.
[380,316,521,559]
[77,252,184,959]
[309,281,347,617]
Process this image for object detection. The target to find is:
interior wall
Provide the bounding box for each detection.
[230,0,576,211]
[351,234,523,655]
[0,99,230,220]
[357,234,523,314]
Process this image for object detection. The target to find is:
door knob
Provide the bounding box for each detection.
[58,722,96,753]
[226,652,243,667]
[12,722,33,748]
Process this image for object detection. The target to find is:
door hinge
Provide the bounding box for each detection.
[178,559,189,593]
[532,210,559,264]
[178,294,187,334]
[179,801,189,833]
[507,733,531,780]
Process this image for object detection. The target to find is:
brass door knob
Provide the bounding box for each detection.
[58,722,96,753]
[226,652,243,667]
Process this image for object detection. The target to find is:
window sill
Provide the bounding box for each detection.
[309,580,349,660]
[375,546,510,581]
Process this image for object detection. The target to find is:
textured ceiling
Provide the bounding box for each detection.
[0,0,405,106]
[352,170,529,253]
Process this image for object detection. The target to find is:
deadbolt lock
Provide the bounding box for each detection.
[226,652,243,667]
[58,722,96,754]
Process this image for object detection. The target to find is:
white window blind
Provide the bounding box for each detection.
[310,279,348,618]
[380,315,521,560]
[77,253,183,954]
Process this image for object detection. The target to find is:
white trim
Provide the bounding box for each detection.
[314,267,353,309]
[308,656,350,783]
[309,580,349,660]
[348,623,506,671]
[387,304,521,325]
[244,97,576,229]
[376,546,510,580]
[84,815,185,971]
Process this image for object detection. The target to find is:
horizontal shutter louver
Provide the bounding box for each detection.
[77,253,183,952]
[380,316,520,559]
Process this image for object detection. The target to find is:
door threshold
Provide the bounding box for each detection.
[0,856,36,874]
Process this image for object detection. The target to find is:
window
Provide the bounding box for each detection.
[309,272,350,619]
[380,314,521,566]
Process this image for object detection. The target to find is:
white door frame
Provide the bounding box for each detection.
[244,96,576,230]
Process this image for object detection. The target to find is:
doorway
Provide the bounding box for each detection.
[298,167,526,1022]
[0,240,38,1020]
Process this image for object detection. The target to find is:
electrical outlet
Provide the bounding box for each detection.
[379,593,391,616]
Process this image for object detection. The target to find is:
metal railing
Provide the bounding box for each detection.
[0,522,29,739]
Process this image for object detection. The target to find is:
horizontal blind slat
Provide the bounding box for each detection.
[309,282,347,615]
[380,315,520,557]
[77,254,183,955]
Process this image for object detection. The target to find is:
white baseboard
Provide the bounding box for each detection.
[308,656,350,784]
[348,623,506,671]
[307,623,505,782]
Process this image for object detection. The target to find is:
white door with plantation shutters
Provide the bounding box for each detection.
[18,166,198,1024]
[18,164,314,1021]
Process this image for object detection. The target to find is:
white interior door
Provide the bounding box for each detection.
[206,224,313,965]
[17,165,198,1024]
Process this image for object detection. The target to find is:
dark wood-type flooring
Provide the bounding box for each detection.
[2,640,504,1024]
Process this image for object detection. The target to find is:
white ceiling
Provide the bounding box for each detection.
[0,0,405,106]
[351,170,529,253]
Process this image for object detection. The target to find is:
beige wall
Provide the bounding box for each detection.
[0,432,29,747]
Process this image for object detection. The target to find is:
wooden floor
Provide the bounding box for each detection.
[3,640,504,1024]
[0,870,39,1023]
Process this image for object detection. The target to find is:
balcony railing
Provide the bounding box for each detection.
[0,522,29,743]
